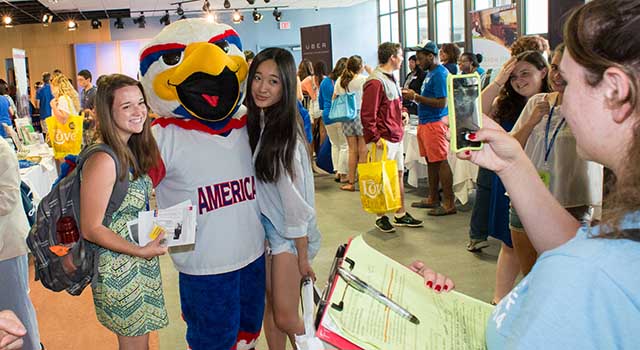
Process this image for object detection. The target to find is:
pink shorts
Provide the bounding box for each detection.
[417,121,449,162]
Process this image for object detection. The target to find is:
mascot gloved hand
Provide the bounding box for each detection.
[140,19,265,350]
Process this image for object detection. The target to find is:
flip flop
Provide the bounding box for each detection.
[411,200,440,208]
[427,206,458,216]
[340,183,356,192]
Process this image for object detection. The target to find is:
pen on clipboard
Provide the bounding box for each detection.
[337,266,420,325]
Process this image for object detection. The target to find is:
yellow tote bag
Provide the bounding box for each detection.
[46,114,84,159]
[357,141,402,214]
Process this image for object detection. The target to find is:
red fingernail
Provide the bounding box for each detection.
[465,151,471,156]
[469,133,477,140]
[435,285,442,292]
[426,281,433,288]
[444,285,449,291]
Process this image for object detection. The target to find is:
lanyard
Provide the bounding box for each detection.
[543,100,565,163]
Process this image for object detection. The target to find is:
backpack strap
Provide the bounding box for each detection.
[76,143,129,226]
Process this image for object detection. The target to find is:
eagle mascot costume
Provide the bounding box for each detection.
[140,19,265,350]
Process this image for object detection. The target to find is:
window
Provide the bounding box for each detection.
[474,0,492,10]
[418,5,429,44]
[525,0,548,34]
[379,0,399,44]
[405,8,418,47]
[380,14,391,43]
[452,0,465,42]
[436,1,452,44]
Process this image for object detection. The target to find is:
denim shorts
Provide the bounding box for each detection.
[261,215,320,261]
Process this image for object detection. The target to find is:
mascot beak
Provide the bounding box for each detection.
[153,42,248,122]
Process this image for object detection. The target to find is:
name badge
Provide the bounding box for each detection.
[538,169,551,188]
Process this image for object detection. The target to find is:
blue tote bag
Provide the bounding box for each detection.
[324,91,357,125]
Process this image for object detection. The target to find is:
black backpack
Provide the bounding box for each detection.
[26,143,129,296]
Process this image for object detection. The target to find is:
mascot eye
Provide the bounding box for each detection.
[162,51,183,66]
[214,40,230,53]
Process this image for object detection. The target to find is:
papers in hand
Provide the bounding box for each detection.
[128,200,197,247]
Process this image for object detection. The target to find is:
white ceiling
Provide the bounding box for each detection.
[40,0,371,15]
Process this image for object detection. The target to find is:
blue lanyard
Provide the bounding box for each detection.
[543,101,565,163]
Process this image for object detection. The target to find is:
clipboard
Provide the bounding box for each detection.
[314,236,494,350]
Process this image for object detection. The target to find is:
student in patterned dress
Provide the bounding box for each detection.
[79,74,168,350]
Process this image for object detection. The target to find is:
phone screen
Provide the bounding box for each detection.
[452,76,481,149]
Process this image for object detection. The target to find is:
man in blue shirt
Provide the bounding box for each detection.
[402,41,456,216]
[35,72,54,131]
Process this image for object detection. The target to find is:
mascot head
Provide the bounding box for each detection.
[139,19,248,131]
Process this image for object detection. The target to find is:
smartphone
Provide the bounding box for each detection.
[447,73,483,152]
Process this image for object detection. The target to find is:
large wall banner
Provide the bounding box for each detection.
[12,48,30,118]
[470,4,518,71]
[300,24,333,70]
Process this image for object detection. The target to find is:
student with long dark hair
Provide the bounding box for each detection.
[80,74,168,350]
[246,48,321,350]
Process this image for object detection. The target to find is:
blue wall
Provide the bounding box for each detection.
[110,0,378,68]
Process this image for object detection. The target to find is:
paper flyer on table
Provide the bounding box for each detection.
[135,200,196,247]
[320,235,494,350]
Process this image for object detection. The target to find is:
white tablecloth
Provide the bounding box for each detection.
[403,126,478,205]
[19,145,57,205]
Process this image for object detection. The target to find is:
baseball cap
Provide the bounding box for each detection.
[408,41,438,56]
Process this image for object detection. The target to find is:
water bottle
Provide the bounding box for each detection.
[56,216,79,246]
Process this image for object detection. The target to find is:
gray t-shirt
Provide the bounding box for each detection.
[81,85,97,110]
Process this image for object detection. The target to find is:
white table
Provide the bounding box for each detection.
[403,125,478,205]
[19,145,57,205]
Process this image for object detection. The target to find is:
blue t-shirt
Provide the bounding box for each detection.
[318,77,335,120]
[486,211,640,349]
[417,64,449,124]
[36,83,54,119]
[477,66,486,75]
[0,96,11,138]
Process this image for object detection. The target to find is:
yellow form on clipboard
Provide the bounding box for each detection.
[323,236,494,350]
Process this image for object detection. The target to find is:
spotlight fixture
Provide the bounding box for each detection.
[232,10,243,23]
[67,20,78,31]
[133,12,146,28]
[264,0,270,3]
[246,0,255,4]
[159,10,171,25]
[202,0,211,12]
[42,13,53,26]
[252,9,262,23]
[114,17,124,29]
[223,0,231,9]
[272,7,281,22]
[3,16,13,28]
[206,12,215,22]
[90,18,102,29]
[176,3,184,16]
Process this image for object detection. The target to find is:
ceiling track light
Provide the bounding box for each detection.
[67,20,77,31]
[90,18,102,29]
[114,17,124,29]
[133,12,146,28]
[3,16,13,28]
[264,0,270,3]
[232,9,243,23]
[42,13,53,26]
[252,8,262,23]
[176,3,184,16]
[202,0,211,12]
[246,0,255,4]
[223,0,231,9]
[160,10,171,25]
[272,7,281,22]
